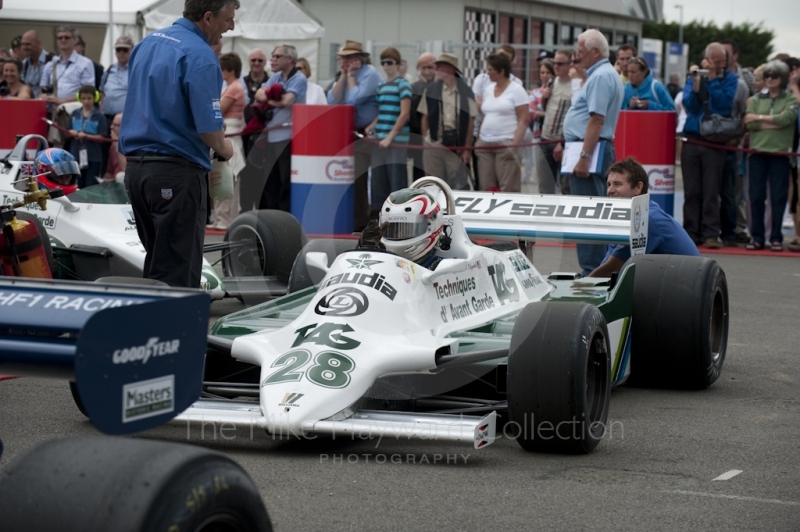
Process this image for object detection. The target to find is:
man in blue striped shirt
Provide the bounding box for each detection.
[367,47,412,214]
[38,25,94,106]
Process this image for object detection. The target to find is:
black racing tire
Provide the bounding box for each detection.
[287,238,358,293]
[222,209,307,283]
[13,211,56,276]
[507,302,611,454]
[627,255,729,390]
[0,436,272,532]
[68,381,88,417]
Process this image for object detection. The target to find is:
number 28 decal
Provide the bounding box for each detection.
[261,349,355,389]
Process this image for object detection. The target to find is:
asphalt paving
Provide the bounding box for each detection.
[1,245,799,531]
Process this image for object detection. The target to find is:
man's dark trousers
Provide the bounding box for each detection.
[261,140,292,212]
[681,139,726,243]
[719,150,739,242]
[125,160,207,288]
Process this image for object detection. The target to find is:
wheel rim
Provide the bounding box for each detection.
[225,225,266,277]
[192,513,247,532]
[709,286,726,364]
[585,331,608,436]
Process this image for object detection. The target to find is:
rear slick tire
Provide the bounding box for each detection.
[507,302,611,454]
[0,436,272,532]
[287,238,358,293]
[222,210,307,283]
[627,255,729,390]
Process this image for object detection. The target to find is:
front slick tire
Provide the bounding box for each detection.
[507,302,611,454]
[0,436,272,532]
[627,255,729,390]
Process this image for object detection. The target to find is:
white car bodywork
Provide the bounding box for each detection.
[177,184,651,449]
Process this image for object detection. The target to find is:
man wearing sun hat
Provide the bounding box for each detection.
[417,53,478,190]
[327,40,383,230]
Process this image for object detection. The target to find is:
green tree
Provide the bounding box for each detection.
[642,20,775,68]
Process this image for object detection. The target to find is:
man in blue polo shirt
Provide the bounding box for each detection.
[590,157,699,278]
[559,29,624,276]
[119,0,237,288]
[252,43,307,213]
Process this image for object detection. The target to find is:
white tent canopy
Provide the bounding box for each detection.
[0,0,325,79]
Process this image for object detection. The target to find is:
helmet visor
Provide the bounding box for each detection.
[51,159,81,177]
[382,214,428,241]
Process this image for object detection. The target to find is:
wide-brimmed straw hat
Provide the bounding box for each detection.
[434,53,461,74]
[337,40,369,57]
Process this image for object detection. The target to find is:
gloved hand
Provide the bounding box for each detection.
[357,220,388,250]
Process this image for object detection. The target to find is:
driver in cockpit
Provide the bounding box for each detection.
[33,148,81,195]
[357,188,449,270]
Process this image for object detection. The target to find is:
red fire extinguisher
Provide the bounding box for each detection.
[0,177,63,279]
[0,213,52,278]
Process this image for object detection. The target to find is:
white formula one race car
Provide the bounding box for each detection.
[174,177,729,454]
[0,135,306,299]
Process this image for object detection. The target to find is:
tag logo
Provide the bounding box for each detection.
[292,323,361,350]
[488,262,519,304]
[161,188,173,200]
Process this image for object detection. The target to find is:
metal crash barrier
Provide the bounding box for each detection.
[0,278,210,435]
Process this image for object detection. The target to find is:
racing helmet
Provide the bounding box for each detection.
[379,188,444,262]
[34,148,80,195]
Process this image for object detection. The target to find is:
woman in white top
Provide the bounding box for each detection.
[297,57,327,105]
[475,53,530,192]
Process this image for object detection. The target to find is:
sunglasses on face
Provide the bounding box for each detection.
[271,54,286,59]
[57,35,72,41]
[764,72,780,79]
[381,60,396,66]
[115,48,130,53]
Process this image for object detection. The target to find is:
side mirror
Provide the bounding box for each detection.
[306,252,330,275]
[421,259,469,285]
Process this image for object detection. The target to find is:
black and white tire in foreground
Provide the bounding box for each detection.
[507,302,611,454]
[628,255,729,390]
[0,436,272,532]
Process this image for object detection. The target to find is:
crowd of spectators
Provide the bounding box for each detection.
[3,27,800,253]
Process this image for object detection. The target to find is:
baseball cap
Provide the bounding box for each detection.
[115,36,134,49]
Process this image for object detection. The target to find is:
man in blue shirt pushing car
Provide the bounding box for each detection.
[590,157,699,278]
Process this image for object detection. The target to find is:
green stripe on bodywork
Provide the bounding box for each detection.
[610,316,631,380]
[597,262,635,324]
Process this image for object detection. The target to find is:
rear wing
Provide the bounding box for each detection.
[0,277,209,435]
[451,191,649,252]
